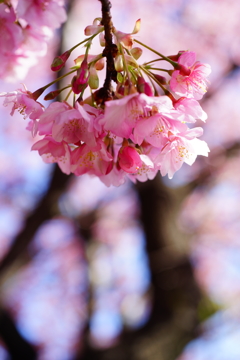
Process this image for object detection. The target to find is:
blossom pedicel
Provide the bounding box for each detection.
[0,12,211,187]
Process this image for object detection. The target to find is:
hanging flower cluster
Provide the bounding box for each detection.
[0,0,66,81]
[0,15,211,186]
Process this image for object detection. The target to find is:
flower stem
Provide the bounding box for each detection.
[64,88,72,102]
[134,39,178,68]
[143,58,164,65]
[35,69,76,96]
[145,67,170,72]
[119,43,132,85]
[69,33,102,53]
[140,66,169,94]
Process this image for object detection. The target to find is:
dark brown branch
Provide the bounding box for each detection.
[95,0,117,104]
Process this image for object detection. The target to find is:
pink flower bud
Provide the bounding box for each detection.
[32,87,45,100]
[71,76,88,94]
[76,59,89,85]
[118,146,142,174]
[116,84,124,96]
[51,50,71,72]
[44,89,61,100]
[137,77,154,96]
[167,51,185,61]
[152,73,167,85]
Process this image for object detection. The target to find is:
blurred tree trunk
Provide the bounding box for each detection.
[77,176,201,360]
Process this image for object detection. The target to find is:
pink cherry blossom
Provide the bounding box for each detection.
[38,102,70,136]
[82,104,105,137]
[170,51,211,100]
[132,95,181,147]
[0,4,24,80]
[0,4,22,54]
[0,12,211,186]
[17,25,48,64]
[71,140,113,177]
[0,85,44,123]
[101,93,172,139]
[173,97,207,123]
[51,102,96,146]
[38,101,98,146]
[31,136,71,174]
[99,166,126,187]
[133,113,186,148]
[100,93,144,138]
[127,153,157,183]
[156,129,210,179]
[115,142,157,183]
[118,146,143,174]
[16,0,67,30]
[0,1,67,81]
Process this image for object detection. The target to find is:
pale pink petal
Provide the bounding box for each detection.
[178,51,196,68]
[174,98,207,122]
[38,102,69,135]
[118,146,142,174]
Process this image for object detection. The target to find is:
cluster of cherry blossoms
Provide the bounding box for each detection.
[0,15,211,187]
[0,0,66,81]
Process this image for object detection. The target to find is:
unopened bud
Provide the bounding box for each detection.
[95,58,105,71]
[130,47,142,60]
[137,76,154,96]
[76,59,89,85]
[32,87,45,100]
[44,89,61,100]
[99,32,105,47]
[167,51,185,62]
[125,54,138,67]
[118,145,142,174]
[88,66,99,89]
[72,76,88,94]
[51,50,71,72]
[114,55,124,72]
[116,84,124,96]
[152,73,167,85]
